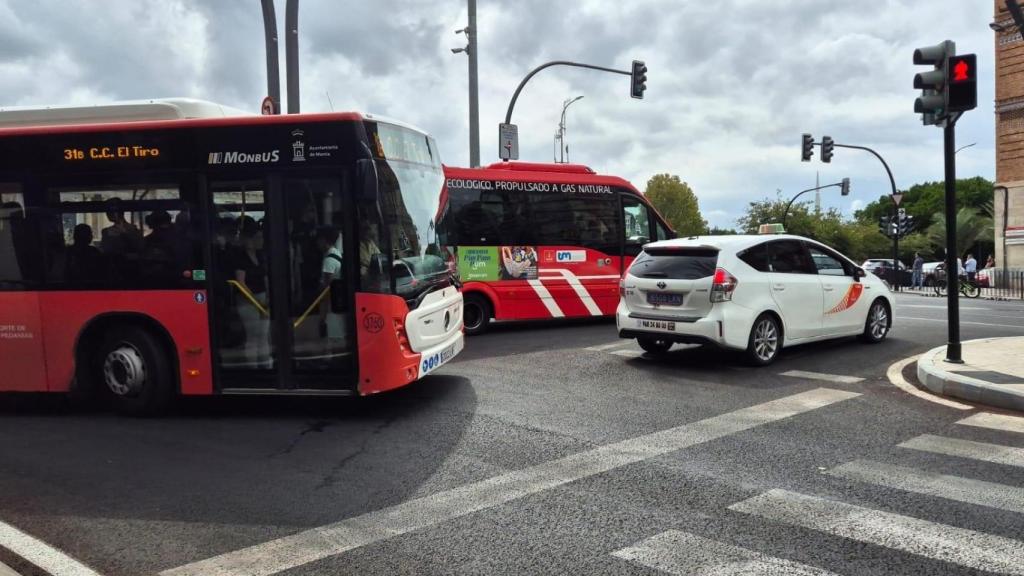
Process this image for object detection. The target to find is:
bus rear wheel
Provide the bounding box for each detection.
[463,293,492,336]
[96,325,174,415]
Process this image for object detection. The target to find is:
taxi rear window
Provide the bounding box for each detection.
[630,247,718,279]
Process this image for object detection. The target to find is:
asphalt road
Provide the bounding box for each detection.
[1,292,1023,576]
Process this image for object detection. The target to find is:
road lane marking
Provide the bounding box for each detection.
[610,349,645,358]
[729,489,1024,575]
[957,412,1024,434]
[611,529,838,575]
[162,388,860,576]
[0,519,103,576]
[885,355,973,410]
[899,316,1024,330]
[826,459,1024,514]
[584,342,632,352]
[900,304,986,310]
[0,560,20,576]
[899,434,1024,468]
[780,370,863,384]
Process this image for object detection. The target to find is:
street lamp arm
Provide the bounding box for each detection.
[831,143,898,197]
[504,61,629,125]
[782,182,843,228]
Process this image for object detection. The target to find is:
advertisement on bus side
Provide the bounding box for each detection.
[457,246,538,281]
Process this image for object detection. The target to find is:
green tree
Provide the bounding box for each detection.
[854,177,994,232]
[925,207,994,259]
[707,226,738,235]
[644,174,707,236]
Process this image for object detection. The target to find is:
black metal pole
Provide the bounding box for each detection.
[260,0,281,114]
[944,119,962,363]
[504,60,629,125]
[285,0,300,113]
[893,207,900,291]
[781,182,843,228]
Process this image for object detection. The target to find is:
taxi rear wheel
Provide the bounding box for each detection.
[745,314,781,366]
[637,336,672,355]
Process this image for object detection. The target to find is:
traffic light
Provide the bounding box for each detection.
[821,136,834,163]
[630,60,647,99]
[878,215,891,237]
[840,177,850,196]
[801,133,814,162]
[913,40,955,124]
[898,214,915,237]
[946,54,977,113]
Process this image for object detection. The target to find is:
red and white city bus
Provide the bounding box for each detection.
[0,100,463,413]
[439,162,673,334]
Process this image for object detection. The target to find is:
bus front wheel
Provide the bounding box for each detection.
[463,293,492,336]
[97,325,174,415]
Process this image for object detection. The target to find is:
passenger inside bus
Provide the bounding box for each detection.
[101,198,142,257]
[231,216,271,368]
[317,226,346,347]
[0,201,30,285]
[64,223,106,285]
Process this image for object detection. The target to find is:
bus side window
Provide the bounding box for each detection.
[0,186,43,289]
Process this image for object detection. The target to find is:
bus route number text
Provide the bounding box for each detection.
[63,146,161,161]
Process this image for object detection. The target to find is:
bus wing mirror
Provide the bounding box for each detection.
[356,159,379,200]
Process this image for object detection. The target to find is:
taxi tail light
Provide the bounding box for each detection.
[710,268,737,302]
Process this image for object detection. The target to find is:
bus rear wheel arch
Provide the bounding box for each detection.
[463,292,493,336]
[76,316,177,415]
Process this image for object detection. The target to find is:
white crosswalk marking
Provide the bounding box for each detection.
[162,388,860,576]
[610,349,644,358]
[780,370,864,384]
[0,519,103,576]
[826,459,1024,514]
[612,530,838,576]
[899,434,1024,468]
[730,489,1024,575]
[957,412,1024,434]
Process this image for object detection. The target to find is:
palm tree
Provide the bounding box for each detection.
[926,207,994,257]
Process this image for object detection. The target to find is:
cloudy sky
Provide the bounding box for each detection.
[0,0,997,228]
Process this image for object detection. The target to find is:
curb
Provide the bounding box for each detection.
[0,560,20,576]
[917,339,1024,412]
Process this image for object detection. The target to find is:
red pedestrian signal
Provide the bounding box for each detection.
[952,59,969,82]
[946,54,977,113]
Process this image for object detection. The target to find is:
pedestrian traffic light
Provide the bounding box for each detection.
[821,136,834,163]
[801,133,814,162]
[913,40,955,124]
[946,54,977,113]
[630,60,647,99]
[840,177,850,196]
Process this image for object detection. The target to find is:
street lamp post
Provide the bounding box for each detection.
[452,0,480,167]
[558,96,583,163]
[955,142,976,154]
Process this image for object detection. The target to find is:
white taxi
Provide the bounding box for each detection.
[616,231,893,365]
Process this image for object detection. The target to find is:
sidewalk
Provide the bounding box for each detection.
[0,560,19,576]
[917,336,1024,411]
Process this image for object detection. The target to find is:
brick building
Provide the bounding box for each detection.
[994,1,1024,269]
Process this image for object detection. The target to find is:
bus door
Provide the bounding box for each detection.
[207,175,357,392]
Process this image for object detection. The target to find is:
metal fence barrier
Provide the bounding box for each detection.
[898,268,1024,300]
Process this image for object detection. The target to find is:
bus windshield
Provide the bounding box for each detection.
[370,122,450,304]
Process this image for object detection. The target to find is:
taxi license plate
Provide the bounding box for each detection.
[638,319,676,331]
[420,340,461,376]
[647,292,684,306]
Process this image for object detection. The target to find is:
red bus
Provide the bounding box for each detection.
[0,101,463,413]
[440,162,673,334]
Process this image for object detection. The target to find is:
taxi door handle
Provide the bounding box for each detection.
[823,286,835,291]
[772,284,785,291]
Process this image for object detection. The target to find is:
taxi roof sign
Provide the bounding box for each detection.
[758,223,786,235]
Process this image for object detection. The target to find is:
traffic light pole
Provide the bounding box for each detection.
[944,115,963,363]
[503,61,630,126]
[892,209,900,291]
[781,181,845,228]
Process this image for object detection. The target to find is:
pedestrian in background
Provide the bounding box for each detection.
[912,252,924,289]
[965,253,977,284]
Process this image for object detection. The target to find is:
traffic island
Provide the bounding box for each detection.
[917,337,1024,411]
